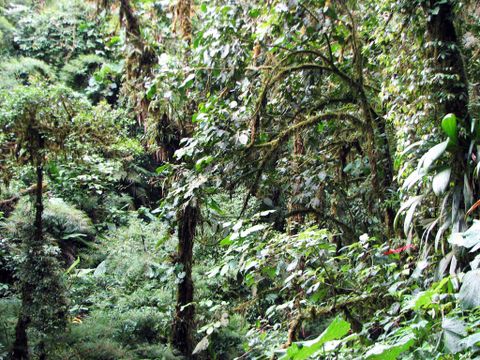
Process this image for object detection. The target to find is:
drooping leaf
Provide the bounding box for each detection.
[432,168,451,195]
[470,254,480,270]
[404,196,423,236]
[402,169,424,190]
[418,140,448,173]
[192,336,210,355]
[394,195,424,230]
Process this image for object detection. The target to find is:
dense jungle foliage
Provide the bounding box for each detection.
[1,0,480,359]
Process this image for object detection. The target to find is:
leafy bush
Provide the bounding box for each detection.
[0,15,14,53]
[3,197,94,252]
[0,297,20,356]
[0,57,55,89]
[85,61,122,104]
[61,54,105,90]
[65,339,129,360]
[115,308,167,345]
[12,1,105,66]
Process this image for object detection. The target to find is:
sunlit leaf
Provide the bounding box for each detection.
[441,113,458,144]
[281,317,350,359]
[365,336,415,360]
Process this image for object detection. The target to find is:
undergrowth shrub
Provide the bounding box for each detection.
[64,215,177,357]
[0,297,20,357]
[3,197,94,265]
[61,54,105,90]
[0,57,55,89]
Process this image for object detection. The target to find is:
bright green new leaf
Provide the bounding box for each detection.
[441,113,458,144]
[146,84,156,100]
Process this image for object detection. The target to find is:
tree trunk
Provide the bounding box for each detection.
[34,165,44,244]
[11,165,43,360]
[172,203,199,358]
[425,0,472,235]
[10,315,30,360]
[425,1,469,122]
[287,127,305,234]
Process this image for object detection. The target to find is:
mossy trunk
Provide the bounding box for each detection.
[11,165,43,360]
[172,204,199,358]
[287,128,305,235]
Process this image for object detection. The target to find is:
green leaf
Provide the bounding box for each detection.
[62,233,87,240]
[409,289,434,310]
[146,84,156,100]
[180,74,195,89]
[192,335,210,355]
[156,164,172,174]
[195,155,214,171]
[442,317,467,354]
[219,235,232,247]
[365,336,415,360]
[448,220,480,250]
[207,198,224,215]
[281,317,350,359]
[65,257,80,275]
[441,113,458,144]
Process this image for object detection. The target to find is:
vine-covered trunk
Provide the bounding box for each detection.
[287,128,305,234]
[11,165,43,360]
[172,204,199,358]
[34,165,44,245]
[425,0,472,234]
[356,63,395,234]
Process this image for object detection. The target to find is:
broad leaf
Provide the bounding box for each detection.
[93,260,107,277]
[448,220,480,250]
[365,336,415,360]
[459,333,480,350]
[441,113,458,144]
[459,270,480,309]
[442,317,467,354]
[281,317,350,359]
